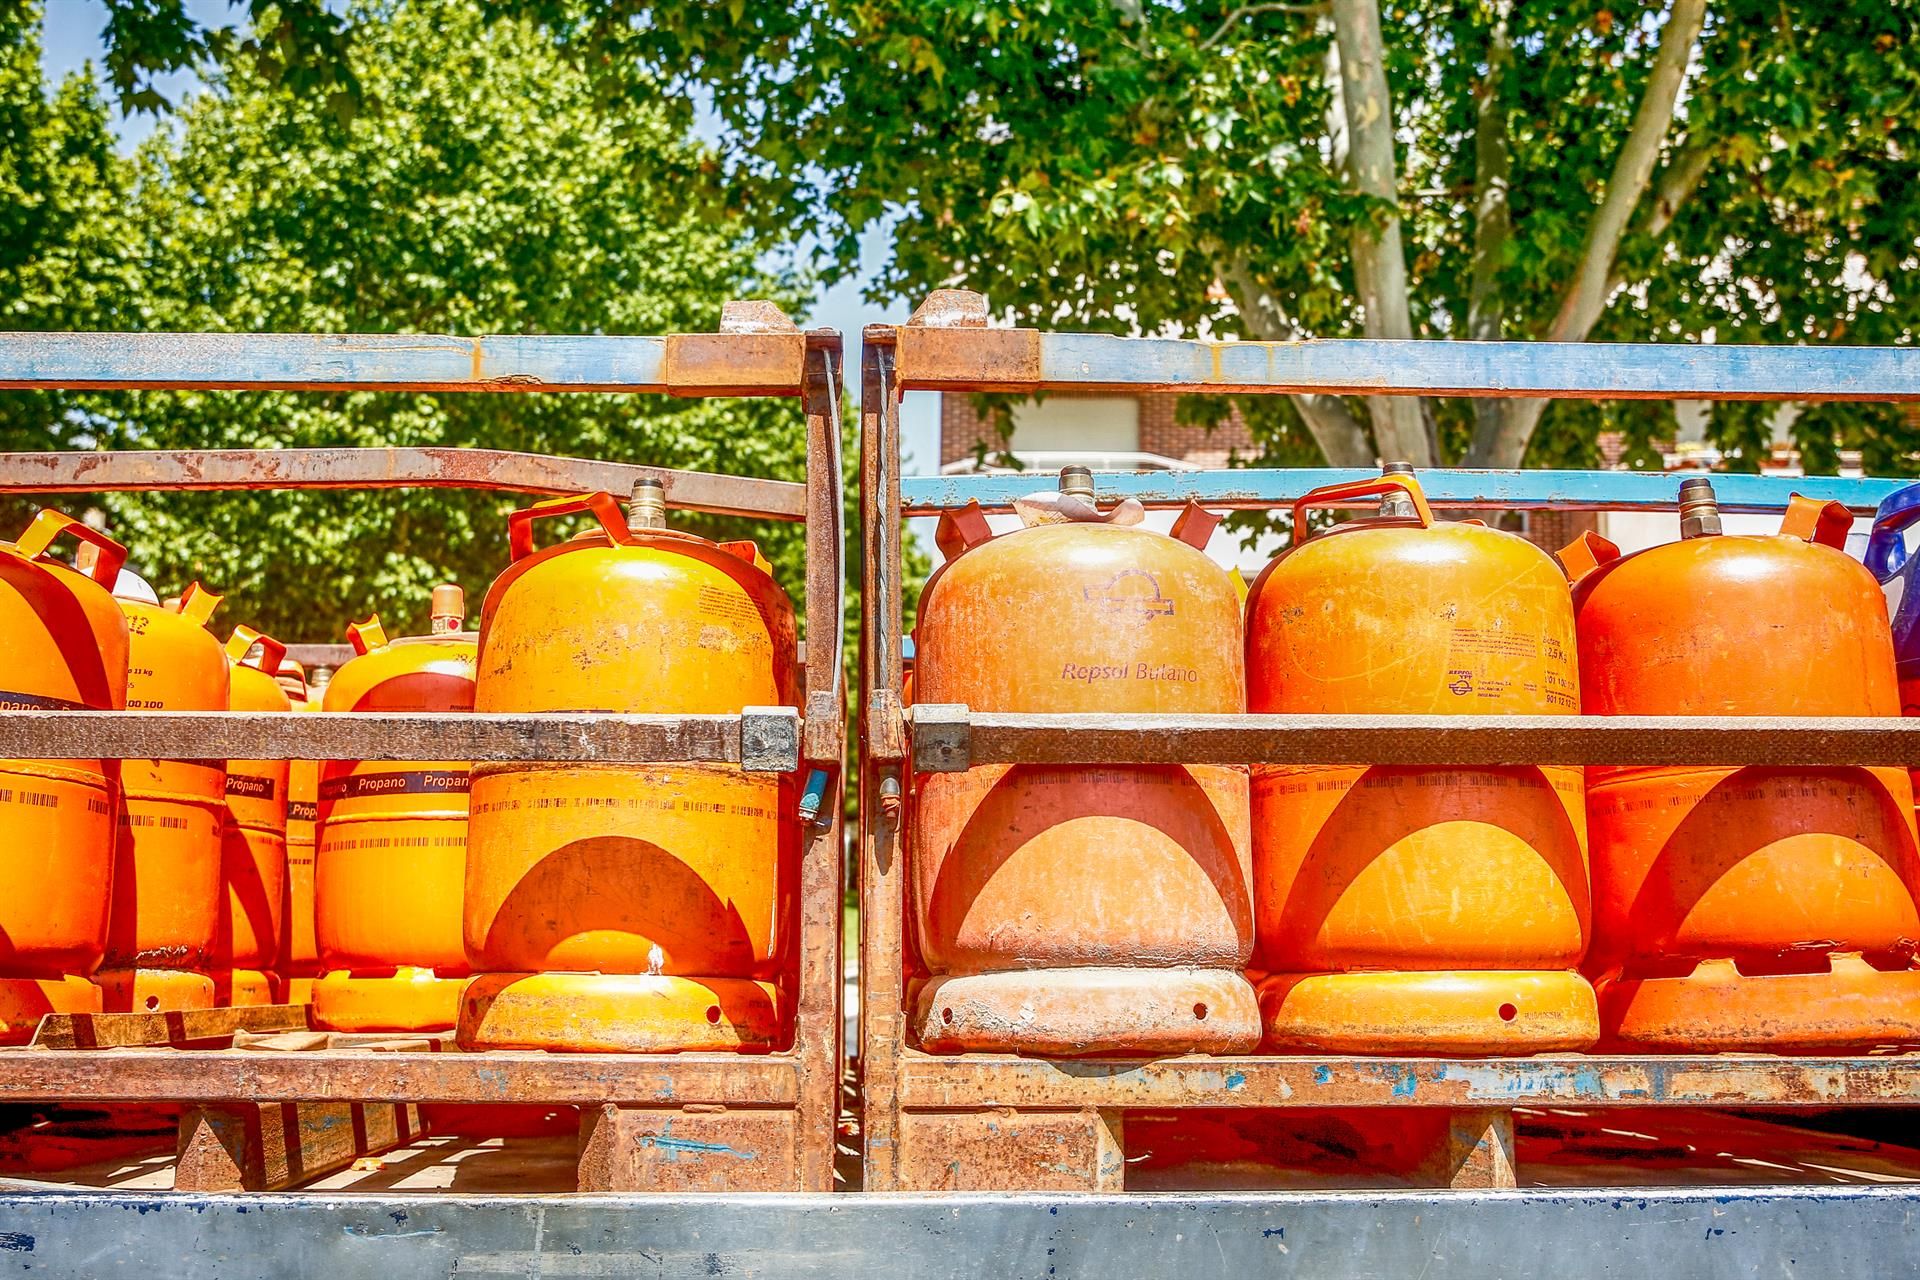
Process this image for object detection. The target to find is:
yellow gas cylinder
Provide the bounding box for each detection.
[908,469,1259,1055]
[459,486,798,1053]
[212,626,291,1007]
[277,660,318,1005]
[100,583,229,1013]
[0,512,128,1040]
[312,590,475,1031]
[1246,472,1597,1053]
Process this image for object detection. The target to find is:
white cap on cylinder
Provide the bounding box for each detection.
[430,583,465,633]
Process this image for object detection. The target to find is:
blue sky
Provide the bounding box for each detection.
[36,0,939,469]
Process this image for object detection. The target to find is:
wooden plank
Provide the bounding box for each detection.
[896,1054,1920,1110]
[576,1106,802,1192]
[900,466,1903,517]
[0,448,806,520]
[894,317,1920,401]
[909,708,1920,771]
[0,1050,800,1106]
[0,330,806,396]
[0,709,798,770]
[32,1004,310,1050]
[174,1102,425,1192]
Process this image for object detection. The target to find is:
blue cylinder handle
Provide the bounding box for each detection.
[1867,484,1920,579]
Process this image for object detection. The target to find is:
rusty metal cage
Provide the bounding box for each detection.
[0,301,846,1193]
[857,289,1920,1193]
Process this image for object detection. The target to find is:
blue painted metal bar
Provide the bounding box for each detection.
[0,331,675,392]
[902,467,1909,515]
[901,326,1920,399]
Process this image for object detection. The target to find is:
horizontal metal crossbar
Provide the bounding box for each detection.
[0,329,808,395]
[895,324,1920,400]
[897,1053,1920,1110]
[0,708,802,771]
[906,707,1920,772]
[901,466,1903,516]
[9,1187,1920,1280]
[0,1049,798,1105]
[0,447,807,520]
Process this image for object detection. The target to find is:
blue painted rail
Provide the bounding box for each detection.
[902,467,1906,516]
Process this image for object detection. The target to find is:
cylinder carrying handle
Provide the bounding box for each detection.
[507,491,635,562]
[224,624,288,676]
[13,510,128,587]
[345,615,388,656]
[175,581,223,627]
[1779,493,1854,550]
[1289,475,1434,546]
[1865,485,1920,579]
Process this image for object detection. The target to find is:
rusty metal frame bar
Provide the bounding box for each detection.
[0,447,806,520]
[858,293,1920,1194]
[894,1053,1920,1110]
[905,707,1920,771]
[0,1050,799,1106]
[0,303,844,1194]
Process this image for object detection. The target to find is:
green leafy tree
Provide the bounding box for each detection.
[78,0,825,641]
[0,4,138,531]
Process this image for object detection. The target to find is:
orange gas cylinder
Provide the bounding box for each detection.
[459,487,798,1053]
[908,469,1258,1056]
[1246,473,1596,1054]
[100,583,229,1013]
[277,660,319,1005]
[312,591,475,1031]
[0,512,129,1040]
[1567,480,1920,1051]
[212,626,292,1007]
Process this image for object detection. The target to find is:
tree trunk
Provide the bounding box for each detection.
[1331,0,1430,466]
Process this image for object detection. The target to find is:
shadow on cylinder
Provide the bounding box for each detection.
[909,468,1258,1056]
[458,485,798,1053]
[1565,480,1920,1051]
[1247,471,1597,1054]
[0,512,129,1040]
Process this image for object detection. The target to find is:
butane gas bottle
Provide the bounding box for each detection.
[312,589,475,1031]
[1247,471,1596,1053]
[277,659,318,1005]
[1567,478,1920,1050]
[0,512,128,1040]
[908,468,1258,1055]
[1866,483,1920,825]
[212,626,292,1007]
[100,583,229,1013]
[459,484,799,1052]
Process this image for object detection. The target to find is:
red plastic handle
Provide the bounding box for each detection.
[176,581,223,627]
[346,615,387,656]
[13,510,128,587]
[1290,475,1434,545]
[507,492,634,562]
[1780,493,1853,549]
[1556,530,1621,584]
[225,624,288,676]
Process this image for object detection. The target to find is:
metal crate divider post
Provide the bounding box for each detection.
[859,288,1920,1193]
[0,300,845,1193]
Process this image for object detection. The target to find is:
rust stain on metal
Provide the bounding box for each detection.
[663,333,807,395]
[895,326,1041,391]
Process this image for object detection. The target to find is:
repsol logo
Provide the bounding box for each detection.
[1061,661,1200,684]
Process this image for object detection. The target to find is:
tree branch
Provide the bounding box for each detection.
[1219,256,1378,468]
[1544,0,1707,344]
[1331,0,1432,465]
[1197,2,1332,53]
[1466,1,1514,459]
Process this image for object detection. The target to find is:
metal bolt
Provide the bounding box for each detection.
[1380,461,1418,519]
[877,773,903,829]
[1058,466,1096,502]
[1678,476,1722,539]
[628,477,669,530]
